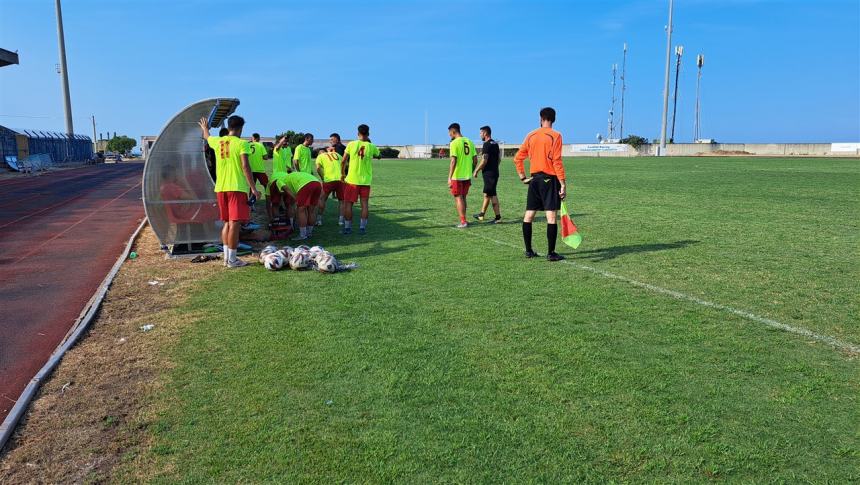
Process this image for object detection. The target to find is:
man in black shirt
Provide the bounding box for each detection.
[329,133,346,156]
[473,125,502,223]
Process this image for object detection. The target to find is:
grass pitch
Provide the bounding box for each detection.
[144,157,858,482]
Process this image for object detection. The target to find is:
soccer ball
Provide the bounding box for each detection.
[316,252,338,273]
[263,252,285,271]
[259,245,278,262]
[288,250,310,270]
[309,245,325,258]
[274,249,289,260]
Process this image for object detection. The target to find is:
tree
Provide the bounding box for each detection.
[379,146,400,158]
[107,135,137,154]
[273,131,308,151]
[619,134,648,150]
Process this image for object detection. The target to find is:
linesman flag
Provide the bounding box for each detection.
[559,201,582,249]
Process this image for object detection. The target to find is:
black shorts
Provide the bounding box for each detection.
[526,173,561,211]
[482,171,499,196]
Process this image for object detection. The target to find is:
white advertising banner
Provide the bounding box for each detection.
[831,143,860,152]
[572,144,630,153]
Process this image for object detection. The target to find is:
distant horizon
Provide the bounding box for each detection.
[1,0,858,145]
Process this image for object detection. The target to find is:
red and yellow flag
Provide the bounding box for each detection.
[559,201,582,249]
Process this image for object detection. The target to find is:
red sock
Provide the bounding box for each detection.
[460,216,467,224]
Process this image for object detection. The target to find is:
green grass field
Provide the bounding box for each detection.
[143,157,858,483]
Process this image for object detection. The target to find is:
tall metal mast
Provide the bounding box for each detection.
[619,42,628,140]
[608,63,617,141]
[670,45,683,143]
[658,0,674,155]
[694,54,704,141]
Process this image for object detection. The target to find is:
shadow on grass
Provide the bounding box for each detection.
[335,241,428,259]
[572,240,700,262]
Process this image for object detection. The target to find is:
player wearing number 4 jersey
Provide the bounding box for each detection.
[447,123,478,228]
[341,124,380,235]
[197,115,260,268]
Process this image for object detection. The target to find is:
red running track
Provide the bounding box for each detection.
[0,163,144,421]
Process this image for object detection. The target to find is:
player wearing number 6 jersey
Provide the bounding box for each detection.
[447,123,477,228]
[341,124,380,235]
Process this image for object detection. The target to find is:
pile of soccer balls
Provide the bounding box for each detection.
[259,245,357,273]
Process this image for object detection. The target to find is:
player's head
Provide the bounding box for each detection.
[218,127,229,137]
[226,115,245,136]
[252,133,260,142]
[448,123,461,140]
[539,107,556,126]
[329,133,341,145]
[326,145,335,153]
[480,125,491,141]
[357,124,370,140]
[303,133,313,145]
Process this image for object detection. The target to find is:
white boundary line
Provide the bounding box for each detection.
[0,218,148,452]
[393,208,859,355]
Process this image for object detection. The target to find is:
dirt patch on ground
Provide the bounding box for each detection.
[0,225,238,483]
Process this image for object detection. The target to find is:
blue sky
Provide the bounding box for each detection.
[0,0,858,145]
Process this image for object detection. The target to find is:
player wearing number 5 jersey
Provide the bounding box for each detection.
[341,124,380,235]
[197,115,260,268]
[447,123,477,228]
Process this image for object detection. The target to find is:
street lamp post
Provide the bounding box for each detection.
[694,54,704,141]
[658,0,674,156]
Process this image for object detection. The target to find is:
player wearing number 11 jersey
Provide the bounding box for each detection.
[447,123,477,228]
[341,123,380,235]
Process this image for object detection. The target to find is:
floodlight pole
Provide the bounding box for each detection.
[55,0,74,135]
[424,110,428,145]
[91,115,97,153]
[619,42,628,140]
[658,0,674,156]
[670,45,683,143]
[608,63,617,141]
[694,54,704,141]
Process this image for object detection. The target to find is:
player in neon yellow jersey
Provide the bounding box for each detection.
[269,171,322,241]
[341,124,380,235]
[270,136,294,223]
[248,133,270,223]
[447,122,477,228]
[315,145,343,227]
[271,136,292,175]
[293,133,314,173]
[197,115,259,268]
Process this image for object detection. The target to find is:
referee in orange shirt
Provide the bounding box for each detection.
[513,107,567,261]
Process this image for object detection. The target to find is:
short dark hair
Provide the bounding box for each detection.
[539,107,556,123]
[357,124,369,136]
[227,115,245,130]
[329,133,341,141]
[448,123,461,133]
[218,127,229,136]
[252,133,260,141]
[480,125,492,136]
[304,133,313,141]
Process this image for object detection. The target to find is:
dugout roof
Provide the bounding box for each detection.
[141,98,240,250]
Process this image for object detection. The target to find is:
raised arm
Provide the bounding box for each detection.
[197,117,210,140]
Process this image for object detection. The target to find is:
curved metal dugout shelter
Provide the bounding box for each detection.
[142,98,240,252]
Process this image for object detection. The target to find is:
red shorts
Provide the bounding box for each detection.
[216,191,250,222]
[295,181,322,207]
[322,181,343,200]
[342,183,371,203]
[450,180,471,197]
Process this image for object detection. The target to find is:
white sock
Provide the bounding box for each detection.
[339,215,344,223]
[226,247,236,263]
[300,226,307,237]
[344,220,352,229]
[289,218,294,227]
[307,226,314,236]
[223,248,229,266]
[360,218,367,229]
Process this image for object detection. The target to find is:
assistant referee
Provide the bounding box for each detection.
[513,107,567,261]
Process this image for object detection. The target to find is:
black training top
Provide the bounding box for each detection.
[482,139,500,173]
[333,142,346,156]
